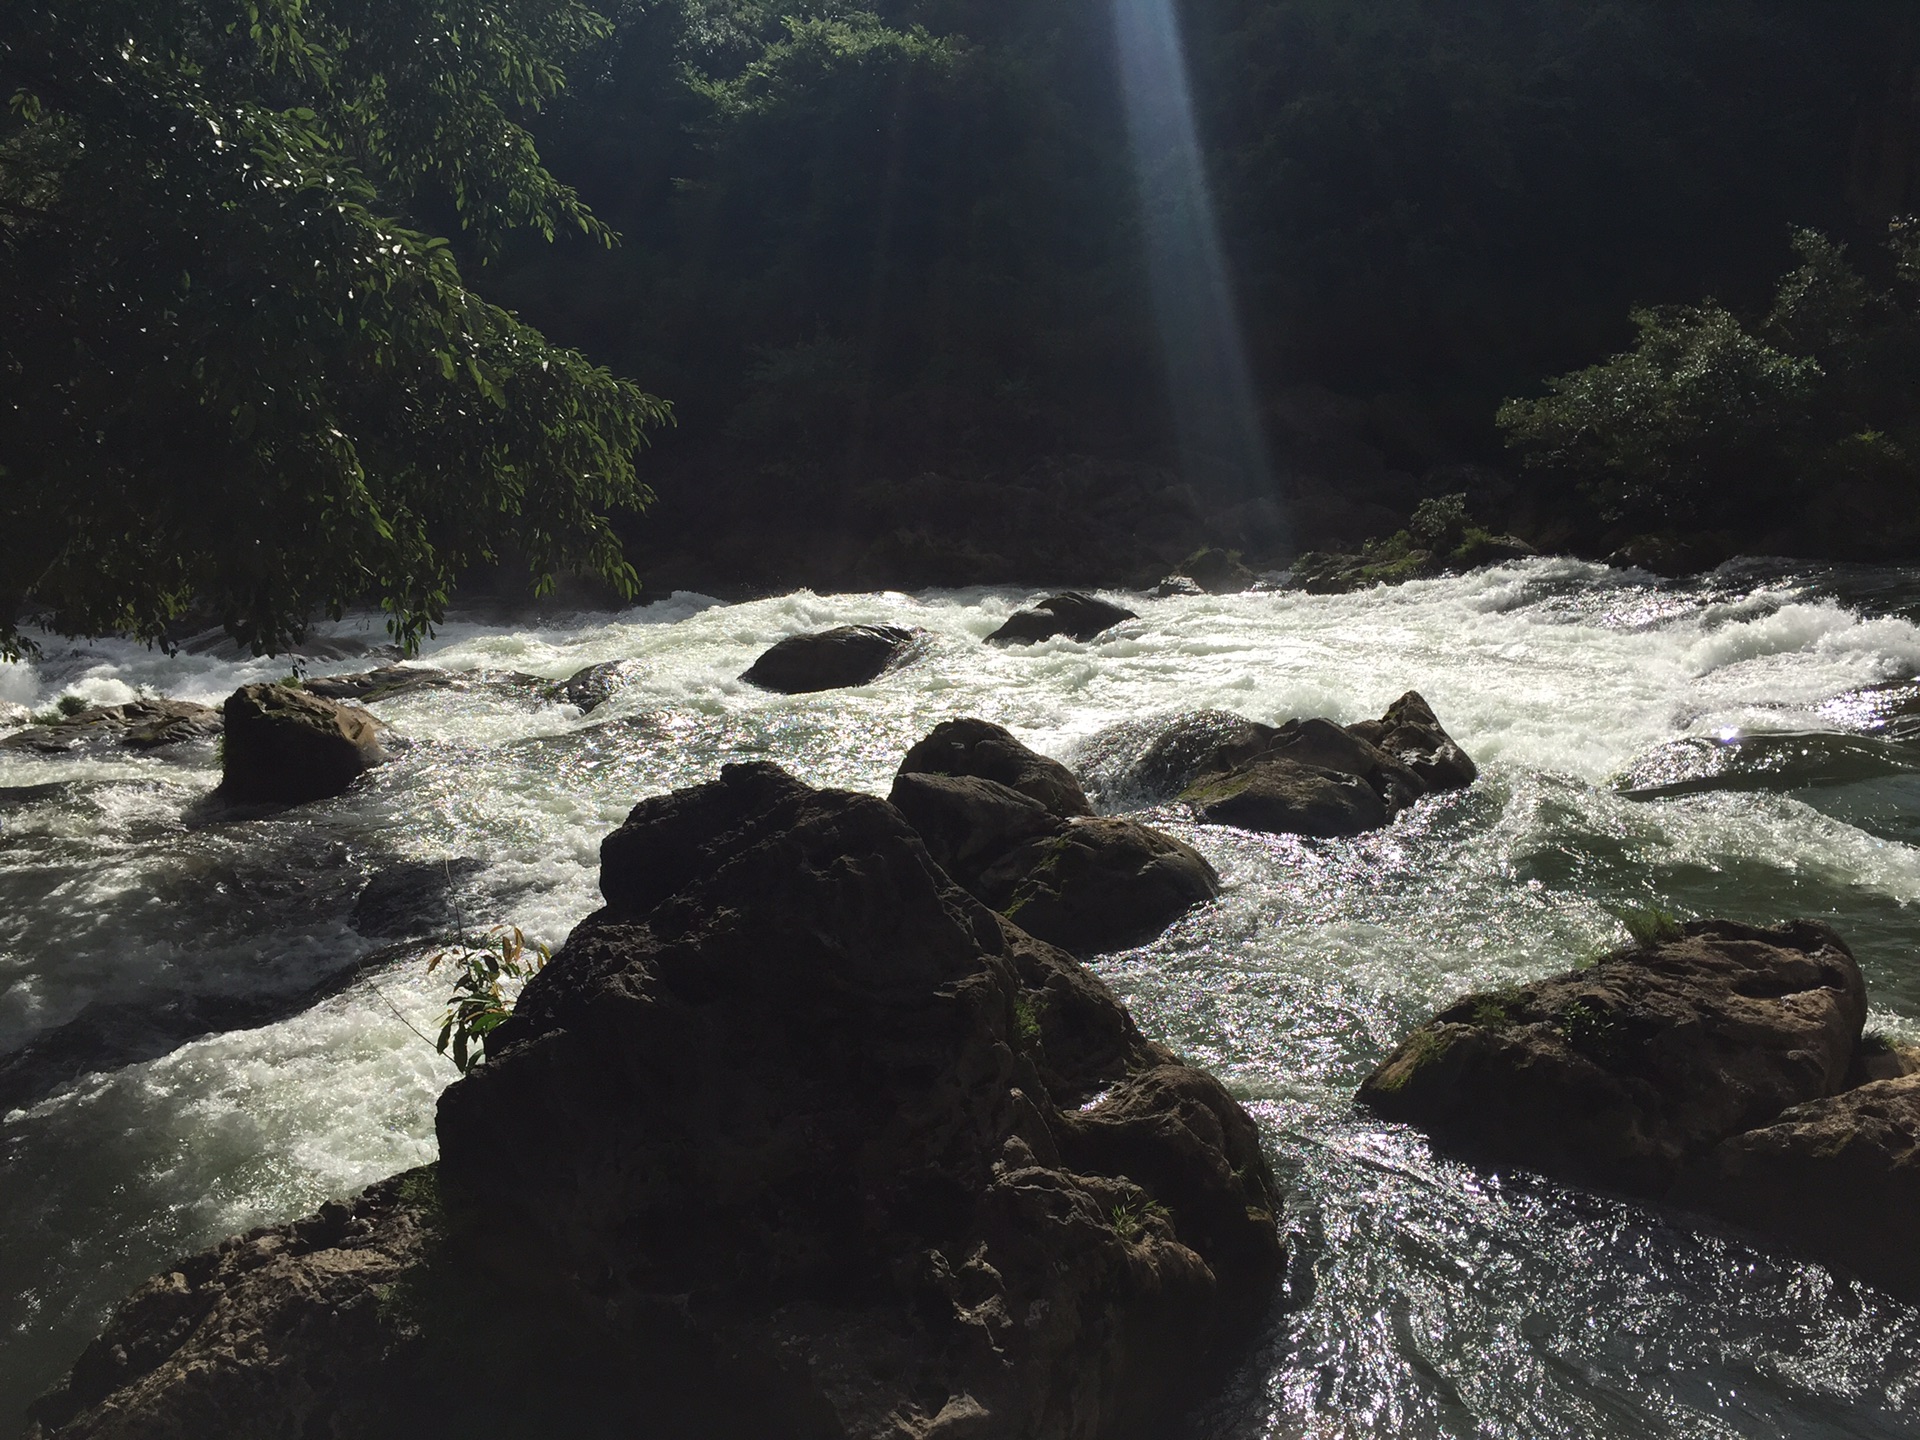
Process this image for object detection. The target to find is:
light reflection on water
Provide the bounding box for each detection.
[3,560,1920,1436]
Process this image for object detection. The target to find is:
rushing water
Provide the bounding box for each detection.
[4,558,1920,1437]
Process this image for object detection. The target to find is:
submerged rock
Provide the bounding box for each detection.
[217,684,386,805]
[986,593,1136,645]
[300,665,457,703]
[740,624,922,693]
[1357,917,1920,1298]
[37,765,1281,1439]
[348,858,487,941]
[547,659,642,713]
[1,698,221,753]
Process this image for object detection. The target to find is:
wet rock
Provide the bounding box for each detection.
[889,771,1218,953]
[0,699,221,753]
[440,763,1276,1437]
[1126,693,1473,838]
[1672,1073,1920,1300]
[300,665,457,703]
[740,624,922,693]
[26,1172,439,1440]
[1152,575,1205,598]
[1184,758,1388,837]
[547,659,641,714]
[36,766,1280,1440]
[349,858,487,941]
[217,684,386,805]
[1345,691,1479,792]
[1359,919,1867,1194]
[898,717,1094,818]
[977,818,1220,955]
[1179,549,1258,595]
[986,593,1136,645]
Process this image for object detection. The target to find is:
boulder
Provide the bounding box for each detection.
[1126,692,1474,838]
[1184,758,1388,838]
[1,698,221,753]
[980,818,1221,955]
[1672,1072,1920,1300]
[34,765,1281,1440]
[986,593,1136,645]
[441,762,1280,1437]
[890,771,1219,953]
[217,684,386,805]
[1178,549,1258,595]
[547,659,641,714]
[26,1175,438,1440]
[1344,691,1478,791]
[898,717,1094,818]
[1359,919,1867,1194]
[740,624,922,693]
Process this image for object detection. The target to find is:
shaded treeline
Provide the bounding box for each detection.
[478,0,1916,580]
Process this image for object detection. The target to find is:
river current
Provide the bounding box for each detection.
[3,558,1920,1437]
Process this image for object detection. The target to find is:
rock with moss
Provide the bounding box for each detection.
[1115,692,1475,839]
[985,593,1136,645]
[1359,918,1868,1196]
[1289,495,1534,595]
[1,697,221,753]
[890,726,1218,953]
[217,683,386,805]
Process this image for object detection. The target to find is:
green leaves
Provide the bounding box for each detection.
[425,925,552,1072]
[0,0,665,659]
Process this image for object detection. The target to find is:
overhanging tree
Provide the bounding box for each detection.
[0,0,668,659]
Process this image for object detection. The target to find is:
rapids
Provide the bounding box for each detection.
[3,557,1920,1437]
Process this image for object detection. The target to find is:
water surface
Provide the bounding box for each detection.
[3,559,1919,1436]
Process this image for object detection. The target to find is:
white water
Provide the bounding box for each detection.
[4,559,1920,1436]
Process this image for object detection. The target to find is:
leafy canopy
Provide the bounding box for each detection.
[1500,227,1920,542]
[0,0,668,659]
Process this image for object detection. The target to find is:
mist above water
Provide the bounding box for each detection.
[4,559,1920,1436]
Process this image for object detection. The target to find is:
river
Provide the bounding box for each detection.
[3,557,1918,1437]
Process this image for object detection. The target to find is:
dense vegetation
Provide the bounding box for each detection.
[0,0,667,658]
[6,0,1918,647]
[1502,227,1920,562]
[488,0,1916,581]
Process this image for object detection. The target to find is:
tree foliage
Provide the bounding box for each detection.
[1500,228,1920,547]
[0,0,668,659]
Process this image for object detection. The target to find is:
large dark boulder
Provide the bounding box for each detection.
[34,765,1281,1440]
[740,624,922,693]
[986,593,1136,645]
[1359,919,1867,1194]
[1184,759,1388,838]
[1,698,221,753]
[441,763,1278,1438]
[1672,1071,1920,1300]
[218,683,386,805]
[898,717,1094,818]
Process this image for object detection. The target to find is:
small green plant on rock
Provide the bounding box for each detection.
[1620,905,1685,948]
[426,926,552,1073]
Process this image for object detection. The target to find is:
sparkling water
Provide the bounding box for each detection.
[3,559,1918,1436]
